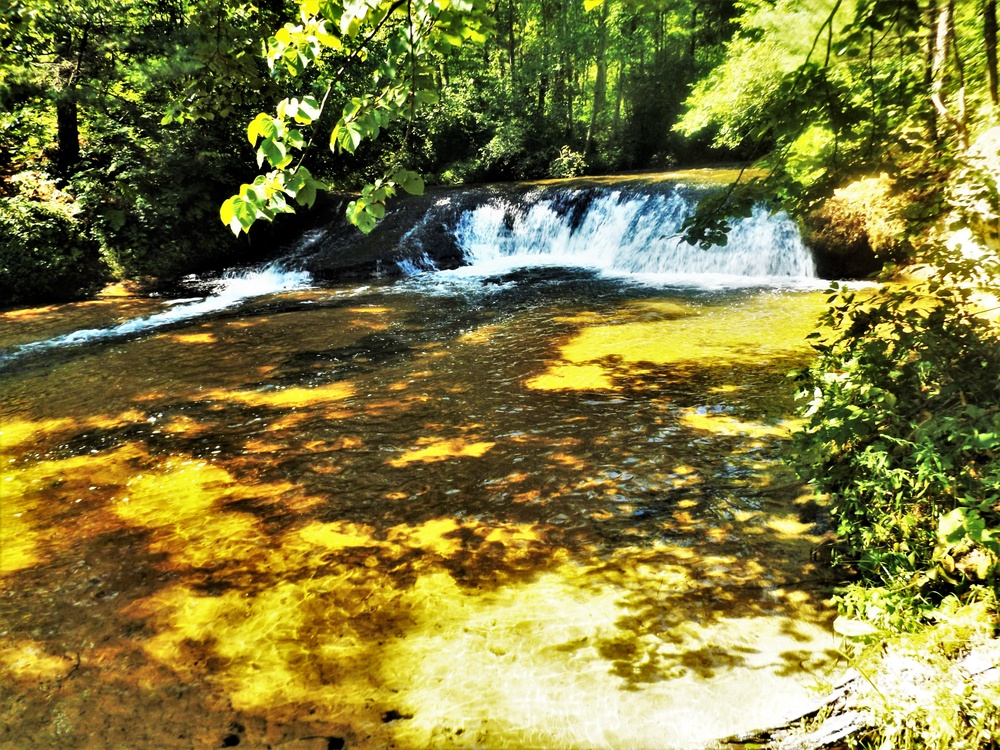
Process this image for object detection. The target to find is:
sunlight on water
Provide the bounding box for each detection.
[389,437,497,466]
[0,281,843,749]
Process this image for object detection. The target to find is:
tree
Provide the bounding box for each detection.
[676,0,998,223]
[0,0,289,290]
[221,0,742,235]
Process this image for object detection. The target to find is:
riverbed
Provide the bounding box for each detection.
[1,267,842,749]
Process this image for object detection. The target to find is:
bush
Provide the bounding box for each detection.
[793,255,1000,594]
[548,146,587,179]
[0,190,105,306]
[72,123,247,280]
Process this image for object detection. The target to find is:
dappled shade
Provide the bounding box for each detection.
[1,282,842,749]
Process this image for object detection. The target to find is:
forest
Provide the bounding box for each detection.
[2,0,1000,746]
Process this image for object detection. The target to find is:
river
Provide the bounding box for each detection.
[0,173,844,749]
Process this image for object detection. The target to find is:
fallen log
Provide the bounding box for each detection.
[711,672,871,750]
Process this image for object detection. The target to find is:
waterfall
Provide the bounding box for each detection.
[439,189,816,284]
[4,177,822,362]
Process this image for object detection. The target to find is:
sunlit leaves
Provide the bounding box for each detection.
[221,167,328,235]
[343,167,423,233]
[793,253,1000,591]
[224,0,492,235]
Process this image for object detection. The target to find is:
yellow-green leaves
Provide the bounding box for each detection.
[265,17,337,76]
[226,0,492,236]
[221,167,328,235]
[344,168,423,234]
[278,96,322,123]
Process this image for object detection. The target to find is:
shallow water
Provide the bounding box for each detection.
[0,274,842,749]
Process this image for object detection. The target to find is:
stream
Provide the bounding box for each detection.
[1,174,845,749]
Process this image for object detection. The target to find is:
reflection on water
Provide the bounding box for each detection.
[0,276,842,749]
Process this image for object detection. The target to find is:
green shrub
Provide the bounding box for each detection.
[0,194,105,306]
[793,255,1000,594]
[73,131,246,280]
[548,146,587,179]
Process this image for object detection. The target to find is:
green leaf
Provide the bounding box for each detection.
[261,138,291,168]
[396,170,424,196]
[344,123,362,152]
[286,129,306,149]
[296,182,318,208]
[298,96,321,122]
[220,197,237,233]
[937,508,967,544]
[233,199,257,233]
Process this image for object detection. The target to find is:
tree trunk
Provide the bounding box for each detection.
[924,0,939,143]
[930,0,968,148]
[507,0,517,81]
[585,4,608,154]
[986,0,999,106]
[613,59,626,142]
[55,94,80,177]
[561,3,574,141]
[539,3,548,118]
[54,18,90,178]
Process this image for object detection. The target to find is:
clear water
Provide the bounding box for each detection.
[0,278,842,749]
[0,182,841,749]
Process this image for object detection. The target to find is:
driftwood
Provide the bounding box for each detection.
[710,672,871,750]
[712,651,1000,750]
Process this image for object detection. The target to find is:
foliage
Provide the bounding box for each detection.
[223,0,743,235]
[676,0,1000,247]
[73,121,250,279]
[794,253,1000,593]
[0,177,104,305]
[836,588,1000,750]
[0,0,284,300]
[220,0,495,235]
[950,127,1000,252]
[548,145,587,178]
[675,0,849,150]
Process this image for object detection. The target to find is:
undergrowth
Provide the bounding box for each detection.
[792,246,1000,748]
[839,588,1000,750]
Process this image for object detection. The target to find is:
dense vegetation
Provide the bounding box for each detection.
[1,0,738,300]
[3,0,1000,744]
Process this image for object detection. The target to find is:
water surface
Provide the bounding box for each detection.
[1,272,841,749]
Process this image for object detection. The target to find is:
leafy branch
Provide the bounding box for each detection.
[220,0,492,236]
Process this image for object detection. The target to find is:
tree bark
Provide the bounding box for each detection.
[55,95,81,177]
[54,18,90,178]
[584,4,608,154]
[507,0,517,81]
[923,0,939,143]
[930,0,968,148]
[985,0,999,106]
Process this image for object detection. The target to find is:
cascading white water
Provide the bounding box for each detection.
[448,190,817,284]
[5,183,820,362]
[1,263,312,364]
